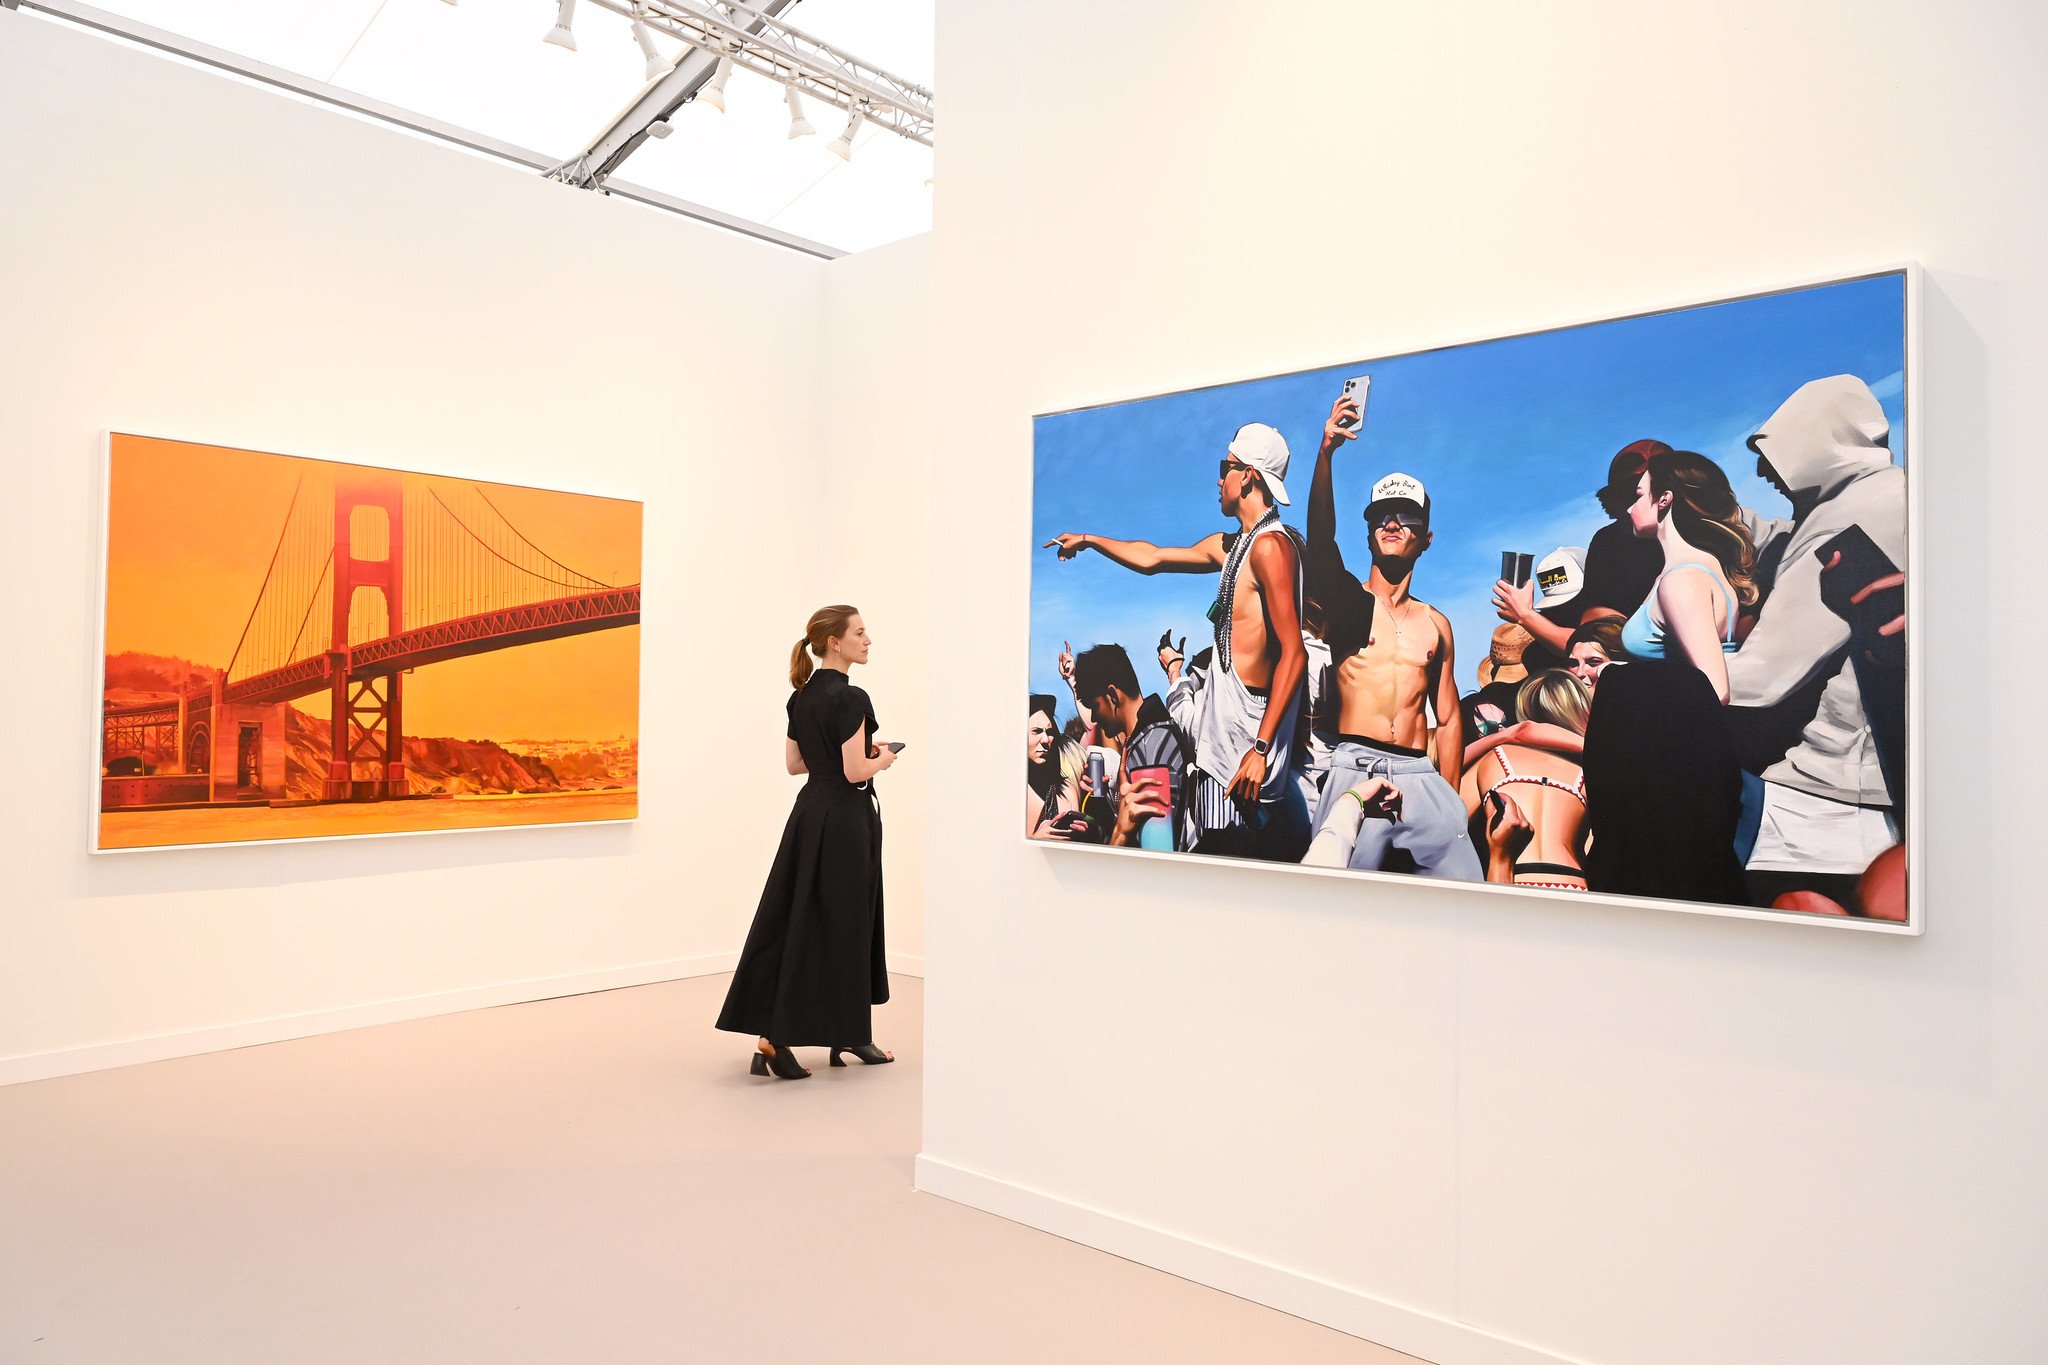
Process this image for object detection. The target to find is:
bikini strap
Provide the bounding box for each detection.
[1659,561,1740,642]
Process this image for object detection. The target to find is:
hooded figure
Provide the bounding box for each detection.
[1725,376,1905,896]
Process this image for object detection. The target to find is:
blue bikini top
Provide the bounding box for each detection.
[1620,562,1739,662]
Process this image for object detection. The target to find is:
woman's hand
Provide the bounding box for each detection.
[868,741,900,773]
[1482,789,1533,883]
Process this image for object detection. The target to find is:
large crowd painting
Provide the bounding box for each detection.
[1027,270,1916,929]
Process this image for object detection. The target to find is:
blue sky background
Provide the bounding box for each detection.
[1029,273,1907,713]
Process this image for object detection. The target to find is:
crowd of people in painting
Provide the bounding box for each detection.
[1032,375,1908,920]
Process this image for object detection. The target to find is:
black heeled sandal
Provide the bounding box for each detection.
[749,1041,810,1080]
[829,1044,894,1067]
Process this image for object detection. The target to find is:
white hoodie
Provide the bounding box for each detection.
[1726,375,1905,806]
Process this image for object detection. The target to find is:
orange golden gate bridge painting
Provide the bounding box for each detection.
[96,435,642,850]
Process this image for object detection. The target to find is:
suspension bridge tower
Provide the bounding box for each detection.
[325,474,408,801]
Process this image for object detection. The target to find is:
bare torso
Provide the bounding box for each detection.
[1471,745,1587,874]
[1332,585,1441,747]
[1227,550,1278,689]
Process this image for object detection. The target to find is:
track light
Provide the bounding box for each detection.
[631,11,666,81]
[543,0,577,51]
[700,55,733,113]
[784,84,816,139]
[647,119,674,139]
[827,105,865,161]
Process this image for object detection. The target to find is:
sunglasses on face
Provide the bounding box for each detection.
[1368,507,1427,530]
[1218,459,1254,481]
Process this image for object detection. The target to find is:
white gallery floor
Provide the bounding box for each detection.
[2,974,1415,1364]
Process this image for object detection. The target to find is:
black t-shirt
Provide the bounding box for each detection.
[786,670,876,784]
[1574,520,1662,621]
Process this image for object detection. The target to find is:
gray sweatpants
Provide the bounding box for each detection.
[1311,740,1482,881]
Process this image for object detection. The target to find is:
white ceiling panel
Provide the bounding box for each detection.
[79,0,385,79]
[39,0,932,253]
[330,1,660,161]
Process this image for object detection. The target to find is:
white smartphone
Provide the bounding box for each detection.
[1337,374,1371,429]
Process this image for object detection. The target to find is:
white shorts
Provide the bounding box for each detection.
[1746,782,1898,874]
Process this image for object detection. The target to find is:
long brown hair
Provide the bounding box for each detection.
[1645,451,1759,606]
[790,604,860,687]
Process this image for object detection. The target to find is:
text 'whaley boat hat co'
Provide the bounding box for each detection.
[1365,472,1430,527]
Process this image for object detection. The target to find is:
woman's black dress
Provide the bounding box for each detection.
[715,668,889,1046]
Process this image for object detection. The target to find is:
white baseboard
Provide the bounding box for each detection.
[0,952,740,1088]
[913,1154,1585,1365]
[887,952,926,978]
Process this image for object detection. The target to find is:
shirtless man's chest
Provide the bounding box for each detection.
[1332,589,1439,747]
[1225,548,1277,689]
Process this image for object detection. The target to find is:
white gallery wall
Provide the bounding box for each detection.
[821,234,936,975]
[0,12,856,1081]
[918,3,2047,1364]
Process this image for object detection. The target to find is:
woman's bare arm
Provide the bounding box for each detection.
[785,737,807,776]
[841,727,899,782]
[1463,720,1584,771]
[1661,571,1731,703]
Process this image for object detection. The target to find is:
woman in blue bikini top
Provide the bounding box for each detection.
[1618,451,1759,703]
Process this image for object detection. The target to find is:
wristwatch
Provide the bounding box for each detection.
[1251,737,1271,757]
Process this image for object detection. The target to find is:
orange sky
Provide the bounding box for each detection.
[104,435,642,742]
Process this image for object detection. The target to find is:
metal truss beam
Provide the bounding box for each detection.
[8,0,843,258]
[551,0,805,191]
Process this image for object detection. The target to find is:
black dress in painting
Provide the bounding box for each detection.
[715,668,889,1047]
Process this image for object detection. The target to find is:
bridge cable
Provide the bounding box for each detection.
[222,473,306,683]
[425,487,611,594]
[469,484,613,589]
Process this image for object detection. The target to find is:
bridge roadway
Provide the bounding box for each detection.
[105,586,641,724]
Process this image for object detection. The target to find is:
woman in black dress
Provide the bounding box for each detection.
[716,605,899,1080]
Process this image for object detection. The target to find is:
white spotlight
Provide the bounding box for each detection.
[700,54,733,113]
[647,119,674,140]
[827,105,865,162]
[543,0,577,51]
[632,12,666,80]
[784,84,816,139]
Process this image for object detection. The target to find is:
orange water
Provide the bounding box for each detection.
[97,789,638,850]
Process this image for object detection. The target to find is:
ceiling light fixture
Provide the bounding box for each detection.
[699,54,733,113]
[631,10,667,80]
[647,119,674,139]
[826,104,865,162]
[543,0,578,51]
[784,83,815,140]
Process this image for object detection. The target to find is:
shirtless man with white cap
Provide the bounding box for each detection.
[1043,423,1310,860]
[1303,391,1482,880]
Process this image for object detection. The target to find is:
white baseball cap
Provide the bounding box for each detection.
[1535,546,1587,608]
[1226,423,1292,505]
[1365,472,1429,525]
